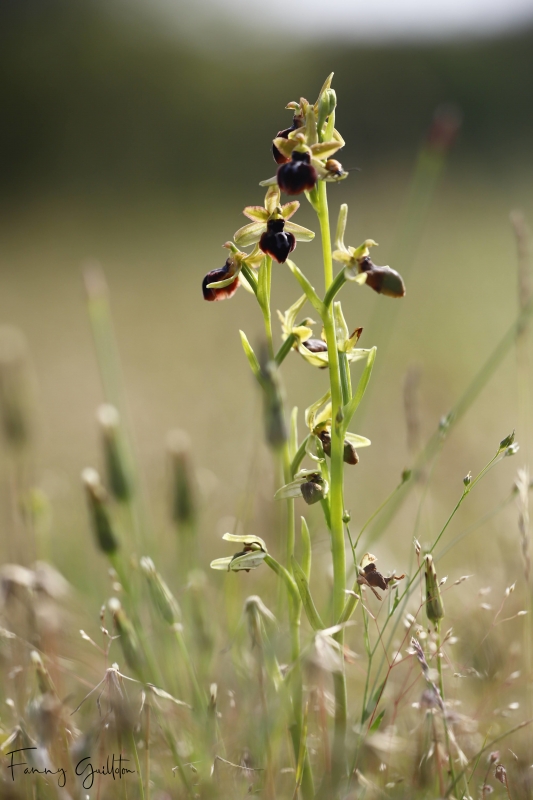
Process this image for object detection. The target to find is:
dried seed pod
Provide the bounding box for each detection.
[259,218,296,263]
[202,258,240,301]
[277,151,318,195]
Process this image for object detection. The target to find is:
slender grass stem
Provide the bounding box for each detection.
[436,621,456,788]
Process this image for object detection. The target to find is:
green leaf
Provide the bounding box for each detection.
[369,708,386,733]
[342,347,377,429]
[286,260,325,316]
[291,556,324,631]
[263,554,300,607]
[289,406,299,461]
[239,330,261,380]
[300,516,311,581]
[362,679,386,724]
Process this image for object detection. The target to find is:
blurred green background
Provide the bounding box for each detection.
[0,0,532,610]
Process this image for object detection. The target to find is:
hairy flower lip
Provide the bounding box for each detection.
[202,259,240,301]
[277,152,318,196]
[259,220,296,263]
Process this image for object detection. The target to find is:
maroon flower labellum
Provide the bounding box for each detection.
[358,256,406,298]
[202,258,240,302]
[300,474,325,506]
[277,151,318,196]
[259,218,296,264]
[303,338,327,354]
[318,430,360,465]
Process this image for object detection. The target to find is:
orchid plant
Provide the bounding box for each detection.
[203,74,406,797]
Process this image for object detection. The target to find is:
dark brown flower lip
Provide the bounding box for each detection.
[202,258,239,302]
[303,338,327,353]
[259,223,296,264]
[277,151,317,195]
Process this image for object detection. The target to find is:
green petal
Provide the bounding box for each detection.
[259,176,279,187]
[284,222,315,242]
[229,552,266,571]
[210,557,233,571]
[281,201,300,221]
[207,272,241,290]
[234,222,265,247]
[310,140,342,159]
[298,344,329,367]
[273,137,297,159]
[222,532,267,551]
[265,185,281,215]
[274,479,305,500]
[344,432,371,448]
[243,206,269,222]
[346,347,372,363]
[305,389,331,430]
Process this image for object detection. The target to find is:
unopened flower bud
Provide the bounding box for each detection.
[277,151,318,196]
[140,557,181,626]
[425,554,444,624]
[108,598,145,677]
[167,430,197,528]
[97,404,131,502]
[499,430,515,451]
[463,472,472,487]
[82,468,119,554]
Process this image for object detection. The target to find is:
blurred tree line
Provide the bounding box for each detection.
[1,0,532,200]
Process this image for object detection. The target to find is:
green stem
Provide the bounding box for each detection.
[317,179,347,784]
[324,269,347,308]
[275,333,297,366]
[436,621,456,789]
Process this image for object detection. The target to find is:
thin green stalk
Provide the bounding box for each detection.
[367,299,533,544]
[173,626,205,713]
[128,729,145,800]
[436,621,456,789]
[324,269,347,308]
[317,179,347,784]
[275,333,297,366]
